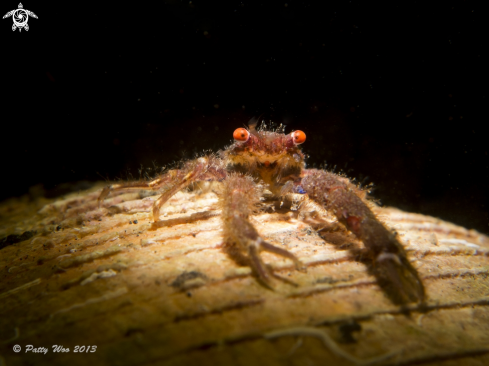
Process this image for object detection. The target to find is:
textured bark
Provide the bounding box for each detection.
[1,183,488,366]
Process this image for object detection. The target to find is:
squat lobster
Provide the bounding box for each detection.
[98,120,425,304]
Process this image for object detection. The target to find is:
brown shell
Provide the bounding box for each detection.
[1,184,488,365]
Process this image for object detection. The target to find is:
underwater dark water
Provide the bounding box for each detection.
[2,1,488,234]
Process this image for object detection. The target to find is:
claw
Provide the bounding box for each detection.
[249,239,305,289]
[259,240,305,272]
[301,169,426,305]
[248,244,274,289]
[228,215,303,288]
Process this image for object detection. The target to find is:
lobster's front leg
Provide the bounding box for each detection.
[300,169,425,304]
[221,174,303,289]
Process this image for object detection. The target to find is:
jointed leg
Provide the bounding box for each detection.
[98,177,167,205]
[300,169,425,304]
[98,156,225,222]
[221,174,303,288]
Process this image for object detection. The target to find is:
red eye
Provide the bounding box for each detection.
[291,130,306,144]
[233,128,250,142]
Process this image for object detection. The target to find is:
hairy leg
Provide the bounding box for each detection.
[300,169,425,304]
[220,174,303,289]
[98,156,226,222]
[98,177,166,205]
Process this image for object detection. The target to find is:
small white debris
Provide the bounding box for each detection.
[439,239,480,248]
[81,269,117,286]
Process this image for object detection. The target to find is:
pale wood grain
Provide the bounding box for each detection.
[1,184,488,366]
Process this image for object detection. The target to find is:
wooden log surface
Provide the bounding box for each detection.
[0,183,488,366]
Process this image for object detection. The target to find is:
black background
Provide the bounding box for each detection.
[2,1,488,234]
